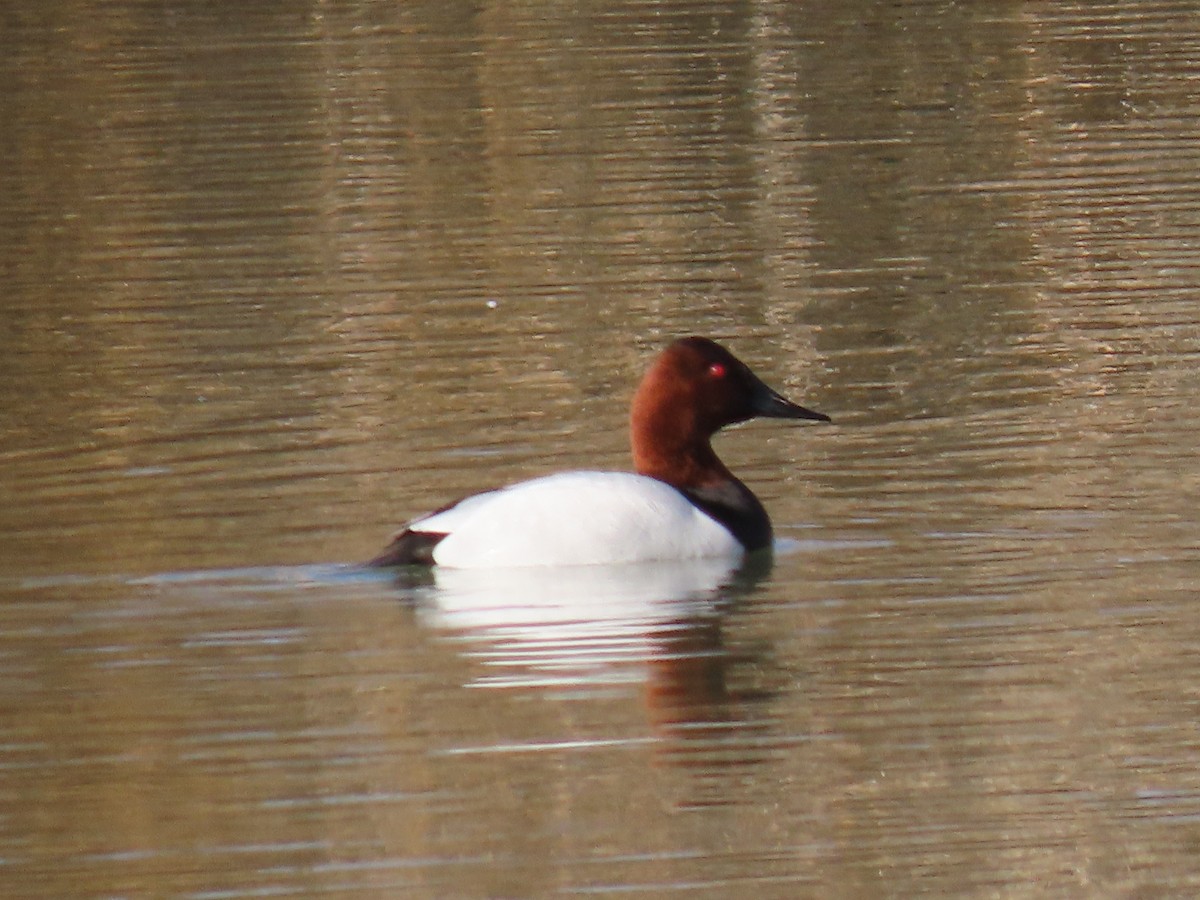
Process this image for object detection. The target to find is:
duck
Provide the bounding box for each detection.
[368,337,829,569]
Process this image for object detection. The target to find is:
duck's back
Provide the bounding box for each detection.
[401,471,742,568]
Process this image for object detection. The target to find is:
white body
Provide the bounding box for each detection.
[410,471,742,569]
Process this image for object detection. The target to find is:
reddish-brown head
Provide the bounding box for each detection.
[630,337,828,487]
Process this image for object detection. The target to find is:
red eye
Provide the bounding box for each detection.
[708,362,726,378]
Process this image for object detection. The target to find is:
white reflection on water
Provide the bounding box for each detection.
[396,554,786,771]
[412,556,742,688]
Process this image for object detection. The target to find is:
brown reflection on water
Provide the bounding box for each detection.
[643,618,781,789]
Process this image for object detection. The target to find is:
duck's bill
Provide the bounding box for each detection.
[751,379,831,422]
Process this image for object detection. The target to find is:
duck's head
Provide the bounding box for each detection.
[630,337,829,478]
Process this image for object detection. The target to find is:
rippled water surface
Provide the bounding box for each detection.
[4,2,1200,897]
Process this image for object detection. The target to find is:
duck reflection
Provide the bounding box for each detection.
[398,555,777,767]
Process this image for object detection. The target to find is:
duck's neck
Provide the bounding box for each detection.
[632,430,774,553]
[633,432,729,490]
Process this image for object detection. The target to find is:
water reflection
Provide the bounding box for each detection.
[4,0,1200,895]
[391,555,779,767]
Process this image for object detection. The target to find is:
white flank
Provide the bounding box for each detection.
[410,471,742,568]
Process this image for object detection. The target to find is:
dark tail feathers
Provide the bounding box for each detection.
[365,530,446,567]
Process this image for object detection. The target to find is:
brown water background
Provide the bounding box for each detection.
[3,2,1200,896]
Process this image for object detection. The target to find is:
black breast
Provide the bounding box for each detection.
[679,479,773,553]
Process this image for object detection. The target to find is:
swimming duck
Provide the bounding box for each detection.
[368,337,829,568]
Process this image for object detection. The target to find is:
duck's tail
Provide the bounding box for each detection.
[365,529,446,567]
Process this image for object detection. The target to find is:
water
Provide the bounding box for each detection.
[3,1,1200,896]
